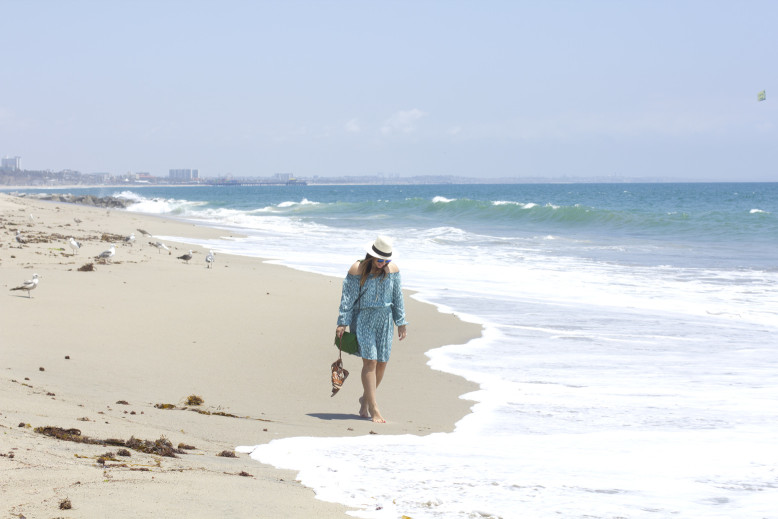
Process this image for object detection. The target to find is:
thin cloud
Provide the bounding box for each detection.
[345,118,361,133]
[381,109,427,135]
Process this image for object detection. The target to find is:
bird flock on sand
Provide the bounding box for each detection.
[9,219,217,300]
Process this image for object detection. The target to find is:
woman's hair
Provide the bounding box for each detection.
[358,253,388,287]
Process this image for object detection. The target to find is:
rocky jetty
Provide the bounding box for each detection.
[15,193,136,209]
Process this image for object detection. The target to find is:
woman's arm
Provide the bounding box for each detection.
[337,273,360,327]
[336,262,364,336]
[390,269,408,327]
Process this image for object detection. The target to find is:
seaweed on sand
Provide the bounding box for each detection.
[34,427,103,445]
[97,452,120,464]
[34,427,186,458]
[100,233,125,242]
[155,398,273,422]
[217,450,237,458]
[191,409,239,418]
[124,436,185,457]
[186,395,204,406]
[189,408,273,422]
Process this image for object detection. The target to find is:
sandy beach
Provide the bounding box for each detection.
[0,193,481,518]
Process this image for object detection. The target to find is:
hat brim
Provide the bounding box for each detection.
[365,242,394,259]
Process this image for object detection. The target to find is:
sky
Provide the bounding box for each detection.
[1,0,776,181]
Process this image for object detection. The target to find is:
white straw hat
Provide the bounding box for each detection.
[365,235,393,259]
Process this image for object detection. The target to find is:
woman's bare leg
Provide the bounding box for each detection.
[375,361,387,388]
[360,359,387,423]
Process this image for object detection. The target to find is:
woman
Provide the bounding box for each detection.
[336,236,408,423]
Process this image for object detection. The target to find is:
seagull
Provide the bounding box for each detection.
[74,218,83,224]
[177,250,193,264]
[11,273,39,298]
[205,250,215,269]
[15,230,25,247]
[150,241,169,254]
[124,232,136,246]
[68,237,82,255]
[96,244,115,263]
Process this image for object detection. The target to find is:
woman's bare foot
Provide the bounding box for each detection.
[358,396,369,418]
[368,404,386,423]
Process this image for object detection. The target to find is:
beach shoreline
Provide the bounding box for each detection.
[0,193,482,518]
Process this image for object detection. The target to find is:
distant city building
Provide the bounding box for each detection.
[2,156,21,171]
[169,168,199,181]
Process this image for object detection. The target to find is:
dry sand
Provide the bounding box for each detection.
[0,193,481,518]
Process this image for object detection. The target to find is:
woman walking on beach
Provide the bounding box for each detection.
[336,236,408,423]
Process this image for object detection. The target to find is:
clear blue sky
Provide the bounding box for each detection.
[1,0,776,180]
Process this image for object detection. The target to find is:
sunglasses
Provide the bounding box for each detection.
[375,258,392,264]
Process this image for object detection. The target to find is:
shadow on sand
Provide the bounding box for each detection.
[307,412,363,421]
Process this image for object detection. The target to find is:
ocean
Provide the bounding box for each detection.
[16,182,778,518]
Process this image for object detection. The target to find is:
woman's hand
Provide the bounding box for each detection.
[336,325,347,338]
[397,325,407,341]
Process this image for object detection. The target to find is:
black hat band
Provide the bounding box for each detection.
[372,245,392,258]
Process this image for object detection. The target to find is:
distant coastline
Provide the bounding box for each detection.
[2,176,775,190]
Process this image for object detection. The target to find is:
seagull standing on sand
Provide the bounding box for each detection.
[10,273,39,298]
[15,230,25,247]
[68,237,82,255]
[74,218,82,224]
[177,250,193,264]
[205,250,215,269]
[150,241,169,254]
[124,232,136,246]
[97,244,116,263]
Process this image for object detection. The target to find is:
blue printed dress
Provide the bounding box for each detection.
[337,270,408,362]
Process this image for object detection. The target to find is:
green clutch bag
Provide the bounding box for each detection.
[334,331,360,355]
